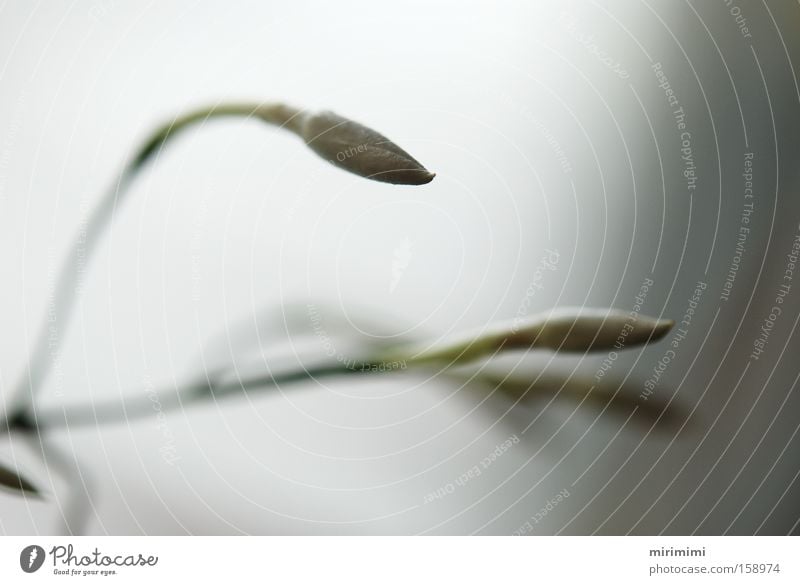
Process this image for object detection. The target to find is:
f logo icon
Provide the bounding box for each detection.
[20,545,45,573]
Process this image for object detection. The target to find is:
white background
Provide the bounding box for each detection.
[0,0,799,535]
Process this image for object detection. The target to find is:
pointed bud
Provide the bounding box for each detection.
[383,308,673,367]
[506,308,674,353]
[299,110,435,185]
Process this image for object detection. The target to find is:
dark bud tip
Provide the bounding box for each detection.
[300,110,435,186]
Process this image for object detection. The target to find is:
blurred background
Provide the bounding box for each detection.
[0,0,799,535]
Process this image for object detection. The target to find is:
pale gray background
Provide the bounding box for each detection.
[0,0,799,534]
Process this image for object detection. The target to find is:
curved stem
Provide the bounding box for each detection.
[6,102,305,426]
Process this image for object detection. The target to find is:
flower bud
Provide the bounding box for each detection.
[385,308,673,367]
[299,110,435,185]
[506,308,674,352]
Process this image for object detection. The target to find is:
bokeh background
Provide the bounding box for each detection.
[1,0,799,534]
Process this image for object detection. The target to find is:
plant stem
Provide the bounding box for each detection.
[9,363,366,432]
[5,102,304,424]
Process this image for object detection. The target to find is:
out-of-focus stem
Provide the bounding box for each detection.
[14,363,364,431]
[4,101,337,427]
